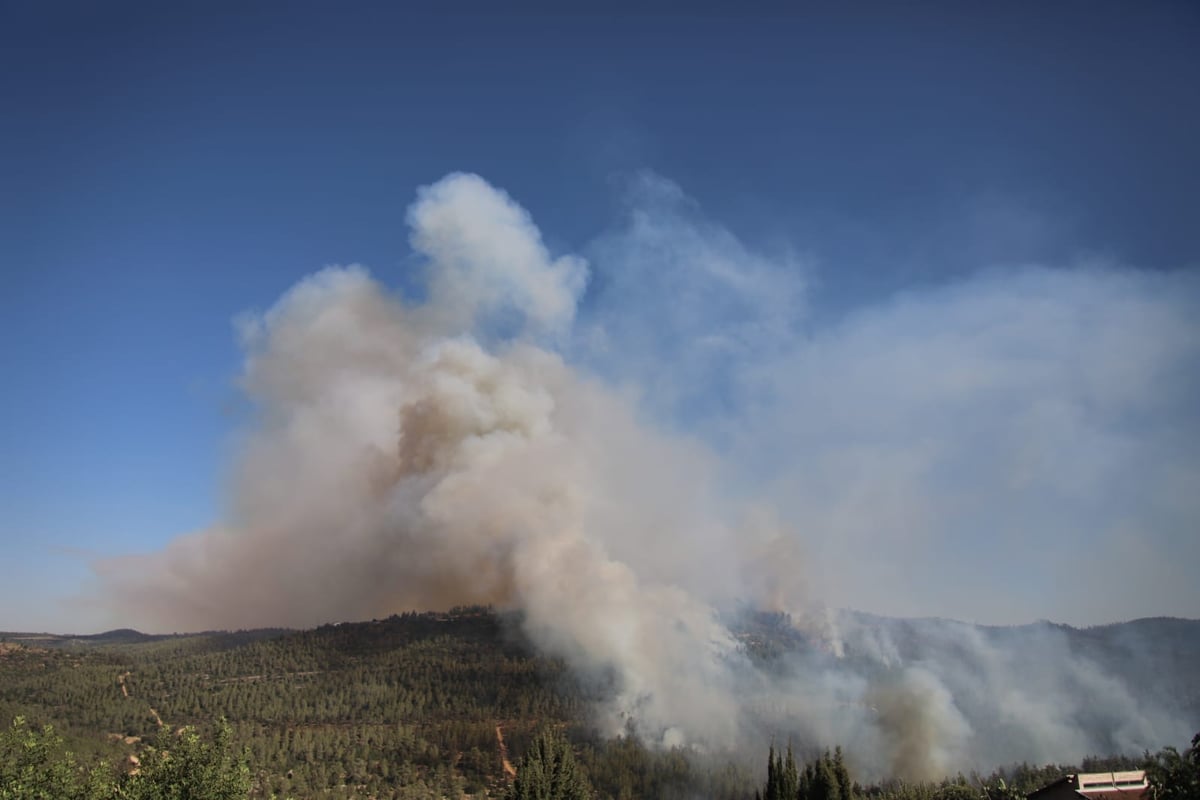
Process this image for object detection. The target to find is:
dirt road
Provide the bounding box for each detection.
[117,670,164,729]
[495,724,516,778]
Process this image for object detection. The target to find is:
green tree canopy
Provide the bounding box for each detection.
[764,744,856,800]
[507,727,591,800]
[123,718,251,800]
[1145,731,1200,800]
[0,716,251,800]
[0,716,88,800]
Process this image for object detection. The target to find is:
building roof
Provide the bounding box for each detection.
[1028,771,1148,800]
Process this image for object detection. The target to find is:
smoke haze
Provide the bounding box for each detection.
[97,172,1200,778]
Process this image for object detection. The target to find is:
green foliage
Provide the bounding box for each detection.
[765,744,801,800]
[0,715,251,800]
[508,727,591,800]
[122,719,251,800]
[1144,731,1200,800]
[763,746,854,800]
[933,783,978,800]
[0,716,89,800]
[979,777,1022,800]
[1,612,576,797]
[574,730,750,800]
[832,748,853,800]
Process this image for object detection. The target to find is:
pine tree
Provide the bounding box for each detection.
[507,727,591,800]
[766,745,779,800]
[800,762,816,800]
[783,746,799,800]
[833,746,854,800]
[811,752,837,800]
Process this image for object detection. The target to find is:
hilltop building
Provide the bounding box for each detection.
[1027,771,1148,800]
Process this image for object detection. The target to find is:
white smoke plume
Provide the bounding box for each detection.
[98,172,1200,778]
[101,173,774,750]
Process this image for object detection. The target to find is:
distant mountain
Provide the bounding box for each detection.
[0,626,292,649]
[81,628,161,644]
[0,628,161,645]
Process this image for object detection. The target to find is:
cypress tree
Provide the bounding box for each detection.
[814,751,839,800]
[800,762,816,800]
[507,727,591,800]
[766,745,779,800]
[833,746,854,800]
[783,745,799,800]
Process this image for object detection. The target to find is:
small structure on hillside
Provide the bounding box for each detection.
[1027,771,1148,800]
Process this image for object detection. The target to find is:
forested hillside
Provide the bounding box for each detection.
[3,610,581,798]
[2,609,1197,799]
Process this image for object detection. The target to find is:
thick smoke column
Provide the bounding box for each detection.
[103,173,773,748]
[99,173,1199,778]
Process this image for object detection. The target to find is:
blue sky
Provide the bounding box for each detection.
[2,2,1198,632]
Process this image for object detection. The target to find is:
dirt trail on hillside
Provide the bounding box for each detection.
[117,670,165,729]
[495,724,516,778]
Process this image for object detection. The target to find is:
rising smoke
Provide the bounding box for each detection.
[98,172,1200,779]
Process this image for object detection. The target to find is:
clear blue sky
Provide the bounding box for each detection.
[2,2,1198,632]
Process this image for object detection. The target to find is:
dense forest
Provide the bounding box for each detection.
[1,609,1196,799]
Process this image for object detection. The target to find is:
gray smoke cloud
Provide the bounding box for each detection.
[97,172,1200,779]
